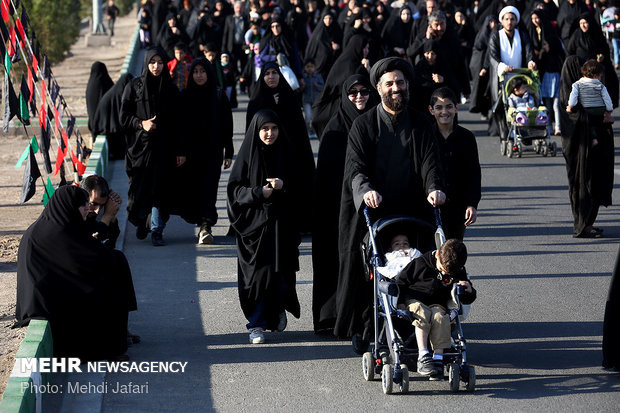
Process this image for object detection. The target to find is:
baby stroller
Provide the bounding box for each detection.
[496,68,557,158]
[360,207,476,394]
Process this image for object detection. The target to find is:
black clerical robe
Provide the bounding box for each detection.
[334,105,443,340]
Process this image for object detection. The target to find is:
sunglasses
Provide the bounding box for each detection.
[348,89,370,97]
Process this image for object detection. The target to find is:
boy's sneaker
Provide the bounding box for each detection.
[198,224,214,245]
[429,360,444,381]
[151,231,165,246]
[249,327,265,344]
[417,354,438,377]
[276,312,287,332]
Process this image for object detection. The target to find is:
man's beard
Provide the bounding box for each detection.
[381,89,409,112]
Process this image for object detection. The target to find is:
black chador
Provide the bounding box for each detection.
[15,186,137,362]
[311,74,378,333]
[120,47,182,228]
[334,104,443,341]
[227,110,301,330]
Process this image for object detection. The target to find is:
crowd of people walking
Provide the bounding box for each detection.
[15,0,617,362]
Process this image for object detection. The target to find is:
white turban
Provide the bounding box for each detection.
[499,6,520,24]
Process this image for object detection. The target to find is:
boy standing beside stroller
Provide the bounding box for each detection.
[428,87,481,240]
[396,239,477,379]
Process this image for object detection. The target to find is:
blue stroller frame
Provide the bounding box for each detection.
[360,207,476,394]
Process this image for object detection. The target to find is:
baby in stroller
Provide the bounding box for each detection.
[396,239,477,380]
[508,77,536,112]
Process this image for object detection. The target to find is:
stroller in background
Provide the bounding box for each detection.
[496,68,557,158]
[360,207,476,394]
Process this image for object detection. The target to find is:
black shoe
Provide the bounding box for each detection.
[151,231,165,246]
[352,333,369,355]
[429,360,444,381]
[417,354,438,377]
[136,221,149,240]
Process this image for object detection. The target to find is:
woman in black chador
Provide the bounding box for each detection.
[304,9,343,81]
[559,55,614,238]
[15,186,137,362]
[227,109,301,344]
[311,74,378,333]
[311,34,370,138]
[174,57,233,244]
[381,6,413,58]
[120,46,184,246]
[86,61,114,133]
[246,62,315,232]
[468,15,498,117]
[566,12,619,108]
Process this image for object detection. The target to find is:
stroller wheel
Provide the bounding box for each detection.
[362,352,375,381]
[541,143,548,157]
[448,363,460,392]
[465,365,476,392]
[517,143,523,158]
[382,364,394,394]
[399,364,409,394]
[500,140,508,156]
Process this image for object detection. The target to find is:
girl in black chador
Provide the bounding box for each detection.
[174,57,234,245]
[246,62,315,232]
[120,46,185,246]
[227,109,302,344]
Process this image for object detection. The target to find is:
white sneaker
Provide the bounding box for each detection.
[276,312,287,332]
[249,327,265,344]
[198,224,214,245]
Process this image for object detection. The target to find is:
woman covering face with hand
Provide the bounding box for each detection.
[227,109,302,345]
[312,74,378,333]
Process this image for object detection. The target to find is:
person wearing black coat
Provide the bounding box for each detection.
[602,245,620,371]
[221,2,250,84]
[559,55,615,238]
[381,5,414,58]
[171,57,234,244]
[557,0,589,45]
[14,186,137,362]
[158,13,192,59]
[468,15,498,116]
[227,109,302,344]
[487,6,536,137]
[86,61,114,133]
[259,17,303,78]
[304,9,343,81]
[246,63,315,233]
[566,12,619,107]
[92,73,133,160]
[428,87,481,240]
[407,11,471,98]
[120,47,184,246]
[311,74,379,333]
[335,58,445,352]
[311,34,370,137]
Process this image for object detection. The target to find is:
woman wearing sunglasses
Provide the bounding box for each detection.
[311,74,379,334]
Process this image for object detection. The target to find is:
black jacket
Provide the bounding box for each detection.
[221,13,250,53]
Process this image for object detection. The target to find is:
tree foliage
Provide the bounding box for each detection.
[23,0,82,63]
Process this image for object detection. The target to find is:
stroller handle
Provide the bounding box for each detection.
[363,206,373,228]
[434,207,443,228]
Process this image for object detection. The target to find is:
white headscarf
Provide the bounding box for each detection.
[499,6,520,24]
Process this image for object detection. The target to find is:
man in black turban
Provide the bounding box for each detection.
[334,57,446,353]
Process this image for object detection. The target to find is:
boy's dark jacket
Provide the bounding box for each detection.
[396,250,477,306]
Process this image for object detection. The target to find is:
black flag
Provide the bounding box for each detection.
[21,145,41,203]
[3,73,20,132]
